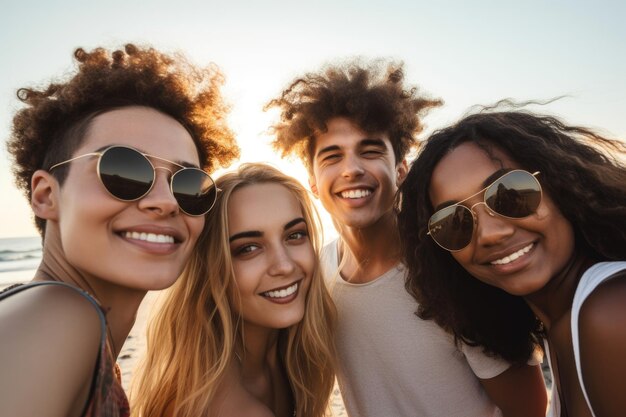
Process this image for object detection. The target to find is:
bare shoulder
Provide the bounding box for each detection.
[578,270,626,372]
[579,270,626,332]
[0,283,103,417]
[0,283,103,342]
[577,271,626,416]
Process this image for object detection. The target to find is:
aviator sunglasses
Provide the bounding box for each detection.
[49,145,218,216]
[427,170,542,252]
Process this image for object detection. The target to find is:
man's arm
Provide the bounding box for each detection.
[479,363,548,417]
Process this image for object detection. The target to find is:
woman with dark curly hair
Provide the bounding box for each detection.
[397,108,626,416]
[1,44,239,417]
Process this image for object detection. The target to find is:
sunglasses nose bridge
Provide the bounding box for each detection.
[469,201,496,218]
[151,166,184,203]
[153,166,174,175]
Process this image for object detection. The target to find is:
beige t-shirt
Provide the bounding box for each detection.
[322,239,510,417]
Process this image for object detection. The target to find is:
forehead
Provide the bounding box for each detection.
[429,142,521,205]
[313,117,391,154]
[227,183,304,233]
[78,106,200,166]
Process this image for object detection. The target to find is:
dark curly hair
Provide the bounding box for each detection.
[7,44,240,235]
[397,107,626,364]
[265,60,442,170]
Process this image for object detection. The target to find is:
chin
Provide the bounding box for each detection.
[276,312,306,329]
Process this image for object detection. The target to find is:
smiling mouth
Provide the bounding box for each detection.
[123,231,176,244]
[339,189,372,199]
[490,243,534,265]
[261,281,300,299]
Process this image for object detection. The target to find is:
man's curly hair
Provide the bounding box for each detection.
[7,43,240,235]
[265,60,442,170]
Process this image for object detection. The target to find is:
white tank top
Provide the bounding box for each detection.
[548,261,626,417]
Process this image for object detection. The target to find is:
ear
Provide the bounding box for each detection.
[308,176,319,198]
[31,170,60,221]
[396,159,408,187]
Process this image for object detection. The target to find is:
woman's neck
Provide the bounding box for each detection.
[33,232,145,358]
[235,324,293,415]
[237,323,280,375]
[524,251,596,330]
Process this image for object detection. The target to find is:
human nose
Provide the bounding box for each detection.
[341,153,365,179]
[137,167,179,217]
[267,244,297,277]
[471,203,514,247]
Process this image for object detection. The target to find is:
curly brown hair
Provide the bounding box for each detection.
[397,107,626,364]
[7,43,240,235]
[265,60,442,170]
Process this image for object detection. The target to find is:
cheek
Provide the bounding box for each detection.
[540,206,575,262]
[296,245,316,277]
[231,261,262,297]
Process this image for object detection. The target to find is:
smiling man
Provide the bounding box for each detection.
[266,60,548,417]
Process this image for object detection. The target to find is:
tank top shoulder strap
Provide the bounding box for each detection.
[571,261,626,417]
[0,281,109,417]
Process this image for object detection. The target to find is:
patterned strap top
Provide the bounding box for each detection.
[0,281,130,417]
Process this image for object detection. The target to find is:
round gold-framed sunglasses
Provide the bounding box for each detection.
[49,145,218,216]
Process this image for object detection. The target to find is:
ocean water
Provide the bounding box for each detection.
[0,236,41,287]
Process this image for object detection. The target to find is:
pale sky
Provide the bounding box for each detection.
[1,0,625,238]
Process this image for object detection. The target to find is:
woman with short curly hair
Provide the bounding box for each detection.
[397,107,626,416]
[1,44,238,417]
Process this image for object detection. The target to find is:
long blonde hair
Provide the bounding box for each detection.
[131,163,337,417]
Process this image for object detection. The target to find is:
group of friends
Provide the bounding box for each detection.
[0,44,624,417]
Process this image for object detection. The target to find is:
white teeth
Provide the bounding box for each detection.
[340,189,371,199]
[263,282,299,299]
[124,231,175,244]
[491,244,533,265]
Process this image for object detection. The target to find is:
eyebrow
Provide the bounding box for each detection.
[359,138,387,149]
[315,144,341,159]
[315,137,386,159]
[433,168,510,211]
[229,217,307,242]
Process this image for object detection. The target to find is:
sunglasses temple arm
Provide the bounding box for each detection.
[48,152,101,171]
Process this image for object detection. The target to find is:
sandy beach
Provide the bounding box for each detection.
[117,291,348,416]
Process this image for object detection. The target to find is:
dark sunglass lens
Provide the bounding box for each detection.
[429,205,474,251]
[171,169,217,215]
[99,147,154,200]
[485,171,541,218]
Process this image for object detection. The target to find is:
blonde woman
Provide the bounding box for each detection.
[132,163,337,417]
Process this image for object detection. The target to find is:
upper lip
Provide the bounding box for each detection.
[480,241,535,265]
[260,279,302,294]
[115,224,184,243]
